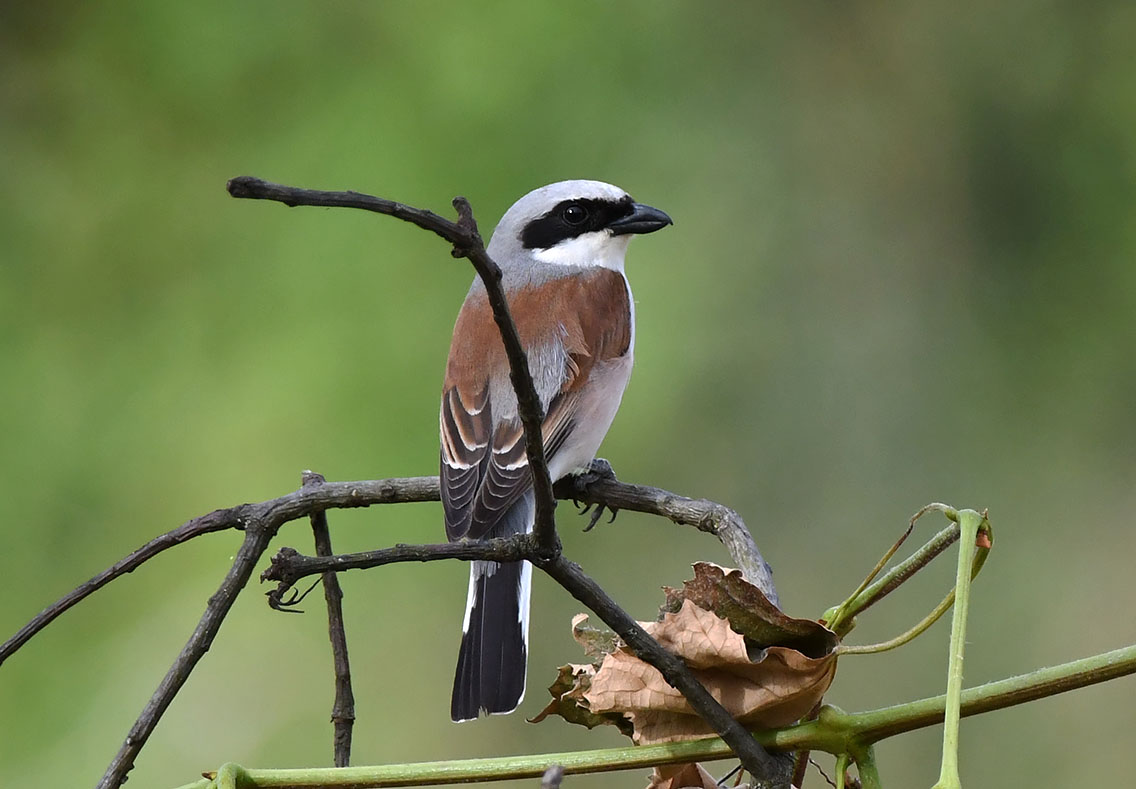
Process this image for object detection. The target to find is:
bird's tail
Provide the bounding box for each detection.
[451,495,533,722]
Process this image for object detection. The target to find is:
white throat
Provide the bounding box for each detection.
[531,231,632,272]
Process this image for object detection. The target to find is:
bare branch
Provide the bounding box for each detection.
[262,537,535,600]
[3,474,776,665]
[304,471,355,768]
[0,506,244,666]
[262,533,790,783]
[96,520,277,789]
[226,176,461,244]
[87,476,434,789]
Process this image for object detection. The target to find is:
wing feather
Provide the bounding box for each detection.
[440,268,631,541]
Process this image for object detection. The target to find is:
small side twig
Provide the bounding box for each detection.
[0,506,241,666]
[304,471,355,768]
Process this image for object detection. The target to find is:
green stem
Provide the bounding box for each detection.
[834,752,850,789]
[842,522,958,621]
[839,519,990,658]
[849,743,882,789]
[187,739,741,789]
[850,640,1136,742]
[837,586,955,656]
[826,511,961,637]
[931,509,982,789]
[177,640,1136,789]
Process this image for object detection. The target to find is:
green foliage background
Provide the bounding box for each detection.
[2,3,1135,787]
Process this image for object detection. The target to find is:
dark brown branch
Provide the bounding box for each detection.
[3,474,775,665]
[0,505,243,666]
[262,537,535,599]
[304,472,355,768]
[226,176,459,241]
[259,472,780,606]
[227,177,558,552]
[96,519,278,789]
[2,477,439,666]
[89,476,434,789]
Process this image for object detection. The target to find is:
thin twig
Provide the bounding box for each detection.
[0,506,242,666]
[96,520,278,789]
[90,476,435,788]
[840,523,960,620]
[266,543,792,784]
[3,477,440,665]
[262,538,534,599]
[449,196,559,554]
[304,471,355,768]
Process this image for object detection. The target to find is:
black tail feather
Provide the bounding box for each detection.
[451,559,529,721]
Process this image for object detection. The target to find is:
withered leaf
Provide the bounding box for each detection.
[584,600,837,743]
[529,663,634,736]
[538,565,840,746]
[663,562,837,658]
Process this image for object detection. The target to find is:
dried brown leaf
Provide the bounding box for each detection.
[664,563,837,658]
[584,600,838,743]
[539,566,840,745]
[529,662,634,736]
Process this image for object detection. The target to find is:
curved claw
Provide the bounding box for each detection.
[582,504,620,532]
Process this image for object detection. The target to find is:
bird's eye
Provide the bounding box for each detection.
[562,204,588,225]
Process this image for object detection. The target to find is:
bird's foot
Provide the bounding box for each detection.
[564,458,619,531]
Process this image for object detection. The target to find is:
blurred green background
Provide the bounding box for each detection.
[2,2,1135,787]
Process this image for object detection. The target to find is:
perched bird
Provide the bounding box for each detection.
[440,180,672,722]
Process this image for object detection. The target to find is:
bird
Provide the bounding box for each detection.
[439,180,672,722]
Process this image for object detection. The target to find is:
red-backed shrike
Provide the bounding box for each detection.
[440,180,672,721]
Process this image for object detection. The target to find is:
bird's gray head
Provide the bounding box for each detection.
[486,180,672,273]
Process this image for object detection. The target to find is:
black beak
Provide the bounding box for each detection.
[607,202,673,236]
